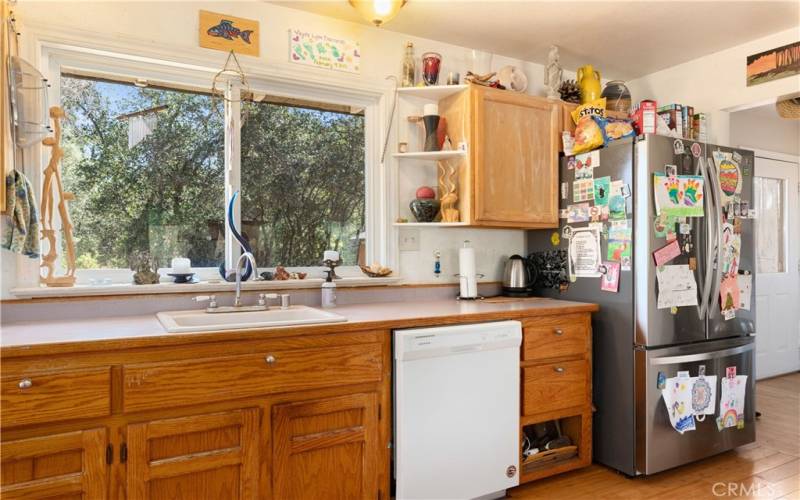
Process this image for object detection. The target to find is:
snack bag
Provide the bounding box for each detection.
[572,115,606,154]
[604,119,635,141]
[571,97,607,125]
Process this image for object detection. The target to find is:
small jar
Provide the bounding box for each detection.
[421,52,442,86]
[601,80,632,114]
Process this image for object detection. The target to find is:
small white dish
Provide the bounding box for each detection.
[497,65,528,92]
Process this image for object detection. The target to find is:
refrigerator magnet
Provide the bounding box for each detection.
[657,371,666,390]
[653,239,681,266]
[561,181,568,200]
[673,139,685,155]
[690,142,702,158]
[600,261,620,293]
[665,164,678,177]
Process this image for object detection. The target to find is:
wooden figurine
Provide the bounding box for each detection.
[40,106,77,287]
[437,159,459,223]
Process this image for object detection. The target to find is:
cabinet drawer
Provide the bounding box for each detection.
[123,343,383,412]
[523,316,588,361]
[1,367,111,427]
[522,360,588,416]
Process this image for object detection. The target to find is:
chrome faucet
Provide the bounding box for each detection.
[234,251,258,307]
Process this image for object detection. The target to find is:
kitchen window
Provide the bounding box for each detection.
[38,53,376,289]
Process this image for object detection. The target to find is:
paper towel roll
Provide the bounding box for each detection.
[423,103,439,116]
[459,241,477,298]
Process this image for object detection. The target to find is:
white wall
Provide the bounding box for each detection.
[730,105,800,156]
[627,27,800,146]
[3,1,575,296]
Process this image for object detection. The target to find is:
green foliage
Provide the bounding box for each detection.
[60,76,365,270]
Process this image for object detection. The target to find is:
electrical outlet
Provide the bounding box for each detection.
[399,228,420,252]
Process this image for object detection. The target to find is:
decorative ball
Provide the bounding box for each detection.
[415,186,436,199]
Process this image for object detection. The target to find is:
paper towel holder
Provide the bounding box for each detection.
[454,273,485,300]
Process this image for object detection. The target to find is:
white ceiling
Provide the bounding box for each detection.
[271,1,800,80]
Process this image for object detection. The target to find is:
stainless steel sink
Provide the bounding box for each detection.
[157,305,347,333]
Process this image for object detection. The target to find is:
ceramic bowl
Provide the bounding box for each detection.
[409,199,440,223]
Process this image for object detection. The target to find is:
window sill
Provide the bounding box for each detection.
[10,277,403,300]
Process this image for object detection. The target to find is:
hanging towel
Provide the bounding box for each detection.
[2,170,40,258]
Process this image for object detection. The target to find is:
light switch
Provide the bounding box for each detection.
[399,228,421,251]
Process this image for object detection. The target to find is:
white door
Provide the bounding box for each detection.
[753,153,799,379]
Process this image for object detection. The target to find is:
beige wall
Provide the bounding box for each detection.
[730,105,800,156]
[628,27,800,146]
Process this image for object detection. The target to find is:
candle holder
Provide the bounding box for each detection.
[322,259,342,280]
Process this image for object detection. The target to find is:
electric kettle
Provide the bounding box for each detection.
[502,254,534,296]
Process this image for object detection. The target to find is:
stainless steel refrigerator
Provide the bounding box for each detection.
[527,134,756,476]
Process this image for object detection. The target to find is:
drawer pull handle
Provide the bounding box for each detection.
[18,378,33,389]
[554,329,564,336]
[264,355,276,365]
[553,367,565,374]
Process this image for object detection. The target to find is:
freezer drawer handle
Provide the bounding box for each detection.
[649,343,754,366]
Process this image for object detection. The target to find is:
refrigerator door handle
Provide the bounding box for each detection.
[697,156,716,320]
[649,342,754,365]
[706,156,724,318]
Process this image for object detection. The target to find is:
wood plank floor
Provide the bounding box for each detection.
[509,372,800,499]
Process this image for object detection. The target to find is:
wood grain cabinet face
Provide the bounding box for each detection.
[272,393,380,500]
[472,88,560,227]
[123,343,383,413]
[522,360,588,416]
[1,428,108,499]
[522,315,589,362]
[126,408,260,500]
[1,367,111,427]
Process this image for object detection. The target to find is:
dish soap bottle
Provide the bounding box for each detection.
[401,41,415,87]
[321,270,337,308]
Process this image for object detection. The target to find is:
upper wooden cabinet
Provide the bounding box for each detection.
[440,86,560,228]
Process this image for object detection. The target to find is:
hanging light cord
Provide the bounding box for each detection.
[380,76,399,164]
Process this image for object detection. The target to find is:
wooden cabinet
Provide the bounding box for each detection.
[126,408,260,499]
[1,367,111,427]
[122,343,382,413]
[519,312,593,484]
[1,428,109,499]
[272,393,380,500]
[440,85,560,228]
[1,330,390,500]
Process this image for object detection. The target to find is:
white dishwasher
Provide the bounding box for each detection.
[394,321,522,500]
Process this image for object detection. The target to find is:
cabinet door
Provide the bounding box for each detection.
[126,408,259,500]
[1,427,108,499]
[472,88,559,227]
[272,393,380,500]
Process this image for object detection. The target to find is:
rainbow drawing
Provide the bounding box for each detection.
[720,409,739,428]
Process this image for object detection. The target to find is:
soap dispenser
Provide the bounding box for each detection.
[321,270,337,308]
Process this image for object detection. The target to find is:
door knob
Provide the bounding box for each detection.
[264,355,276,365]
[554,329,564,336]
[553,367,565,373]
[18,378,32,389]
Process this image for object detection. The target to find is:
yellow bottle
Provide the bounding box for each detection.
[577,64,602,104]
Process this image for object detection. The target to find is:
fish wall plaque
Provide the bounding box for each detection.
[199,10,260,57]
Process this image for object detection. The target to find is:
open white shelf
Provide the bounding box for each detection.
[396,84,468,101]
[393,222,469,227]
[393,150,467,161]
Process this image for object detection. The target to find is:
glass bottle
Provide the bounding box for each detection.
[401,42,415,87]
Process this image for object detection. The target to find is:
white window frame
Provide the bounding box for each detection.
[11,38,393,290]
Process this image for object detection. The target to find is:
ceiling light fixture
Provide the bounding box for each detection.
[349,0,407,27]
